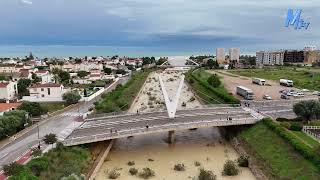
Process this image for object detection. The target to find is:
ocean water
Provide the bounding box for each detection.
[0,45,214,58]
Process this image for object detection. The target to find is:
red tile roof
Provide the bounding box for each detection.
[35,70,48,74]
[0,83,9,88]
[0,103,22,112]
[90,74,101,77]
[30,83,62,88]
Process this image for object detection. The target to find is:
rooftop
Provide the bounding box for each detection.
[0,103,22,112]
[30,83,62,88]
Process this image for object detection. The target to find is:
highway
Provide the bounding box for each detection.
[0,77,128,168]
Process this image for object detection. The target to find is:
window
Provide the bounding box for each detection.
[48,88,50,95]
[41,88,44,91]
[42,94,45,97]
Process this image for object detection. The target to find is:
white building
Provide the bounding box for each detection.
[23,83,69,102]
[216,48,225,64]
[34,70,53,84]
[229,48,240,62]
[0,81,18,101]
[256,51,284,66]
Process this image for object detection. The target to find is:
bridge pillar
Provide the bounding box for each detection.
[168,130,175,144]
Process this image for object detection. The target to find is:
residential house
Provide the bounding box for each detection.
[34,70,53,84]
[0,81,18,101]
[23,83,69,102]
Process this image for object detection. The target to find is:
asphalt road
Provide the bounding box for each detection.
[65,107,256,145]
[0,77,128,168]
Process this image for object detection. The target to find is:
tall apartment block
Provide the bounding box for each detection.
[229,48,240,62]
[256,51,284,66]
[216,48,225,64]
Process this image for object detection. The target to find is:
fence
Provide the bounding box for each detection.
[303,126,320,143]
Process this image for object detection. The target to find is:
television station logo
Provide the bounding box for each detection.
[284,9,310,30]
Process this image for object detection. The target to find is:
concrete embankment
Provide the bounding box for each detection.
[87,140,115,180]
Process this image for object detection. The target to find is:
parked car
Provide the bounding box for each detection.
[292,93,299,97]
[297,92,304,97]
[286,92,293,96]
[312,91,319,95]
[281,94,289,99]
[263,94,272,100]
[301,89,310,92]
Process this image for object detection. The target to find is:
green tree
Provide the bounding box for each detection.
[63,91,81,104]
[77,71,88,78]
[26,157,49,176]
[43,133,57,145]
[58,71,70,84]
[207,74,221,88]
[293,100,320,123]
[3,162,25,176]
[103,67,112,75]
[207,59,215,69]
[18,101,47,117]
[31,73,41,84]
[17,79,32,96]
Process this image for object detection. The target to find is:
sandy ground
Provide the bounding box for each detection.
[129,70,202,113]
[96,128,256,180]
[208,70,316,100]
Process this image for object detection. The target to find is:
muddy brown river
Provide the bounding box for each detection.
[96,127,256,180]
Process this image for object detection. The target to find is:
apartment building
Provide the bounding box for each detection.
[229,48,240,62]
[216,48,225,64]
[256,51,284,66]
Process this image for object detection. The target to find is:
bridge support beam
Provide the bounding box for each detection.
[168,130,175,144]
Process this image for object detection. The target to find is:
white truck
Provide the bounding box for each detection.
[280,79,293,87]
[236,86,254,100]
[252,78,266,85]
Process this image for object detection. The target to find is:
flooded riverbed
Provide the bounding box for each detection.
[96,127,256,180]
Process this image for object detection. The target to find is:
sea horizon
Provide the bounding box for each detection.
[0,45,255,59]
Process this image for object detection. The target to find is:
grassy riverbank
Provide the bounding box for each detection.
[95,69,152,113]
[238,120,320,180]
[186,68,239,104]
[228,67,320,90]
[8,143,91,180]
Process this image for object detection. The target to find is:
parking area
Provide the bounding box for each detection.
[208,70,319,101]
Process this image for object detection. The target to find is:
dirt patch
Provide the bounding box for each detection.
[208,70,303,100]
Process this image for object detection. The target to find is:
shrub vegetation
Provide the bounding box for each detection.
[222,160,239,176]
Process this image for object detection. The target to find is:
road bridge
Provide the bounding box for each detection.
[63,106,259,146]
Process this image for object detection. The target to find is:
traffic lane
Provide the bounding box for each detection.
[80,110,249,129]
[84,107,246,126]
[68,114,253,138]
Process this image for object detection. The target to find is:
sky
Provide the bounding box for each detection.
[0,0,319,56]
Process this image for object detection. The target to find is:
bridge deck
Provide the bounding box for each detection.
[64,107,258,146]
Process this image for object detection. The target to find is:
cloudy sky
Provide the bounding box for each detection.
[0,0,319,55]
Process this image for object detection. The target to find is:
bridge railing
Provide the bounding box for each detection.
[64,117,259,146]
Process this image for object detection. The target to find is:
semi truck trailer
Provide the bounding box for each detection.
[252,78,266,85]
[280,79,293,87]
[236,86,254,100]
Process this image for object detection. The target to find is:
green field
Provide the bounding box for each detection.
[228,67,320,90]
[239,122,320,180]
[95,69,152,113]
[291,131,320,148]
[39,102,66,113]
[186,68,239,104]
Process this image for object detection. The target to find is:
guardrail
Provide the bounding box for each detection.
[86,105,243,120]
[64,117,258,146]
[303,126,320,143]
